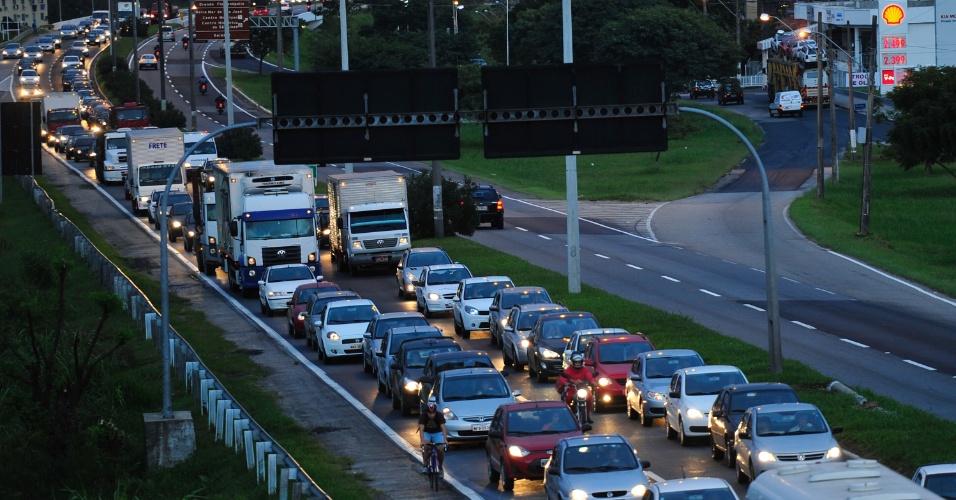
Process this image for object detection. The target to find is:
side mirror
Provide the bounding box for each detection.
[547,467,560,475]
[412,280,421,287]
[512,390,521,398]
[831,426,844,435]
[363,333,371,339]
[500,370,510,377]
[390,361,399,370]
[285,300,292,307]
[452,296,460,303]
[712,409,725,418]
[640,459,651,469]
[629,373,641,381]
[581,423,593,433]
[489,305,498,311]
[313,319,323,328]
[229,220,238,237]
[669,390,680,398]
[376,350,384,357]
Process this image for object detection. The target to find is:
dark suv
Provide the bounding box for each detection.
[526,311,600,383]
[470,185,504,230]
[389,336,461,416]
[690,80,716,99]
[708,382,799,467]
[717,81,745,106]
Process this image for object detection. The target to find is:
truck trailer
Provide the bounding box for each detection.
[40,92,80,146]
[209,160,320,296]
[124,128,186,215]
[327,172,411,275]
[765,57,830,107]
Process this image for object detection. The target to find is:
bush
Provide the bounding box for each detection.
[406,171,479,238]
[216,127,263,160]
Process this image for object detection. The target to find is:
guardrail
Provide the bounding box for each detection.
[17,175,329,499]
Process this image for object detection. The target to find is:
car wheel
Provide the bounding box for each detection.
[798,110,804,117]
[527,357,537,378]
[363,354,372,374]
[305,332,313,348]
[494,215,504,229]
[204,261,216,277]
[678,417,691,446]
[737,461,750,484]
[769,109,775,118]
[711,435,725,461]
[487,458,500,483]
[513,354,524,372]
[288,324,295,338]
[317,340,325,360]
[639,402,653,427]
[460,328,470,339]
[323,350,334,365]
[626,399,638,420]
[536,370,548,383]
[725,439,737,468]
[740,98,745,104]
[400,394,412,416]
[391,388,401,410]
[398,287,405,299]
[665,415,678,440]
[260,299,268,315]
[169,231,177,243]
[454,320,463,337]
[377,376,386,394]
[489,329,497,346]
[501,460,514,491]
[502,348,512,367]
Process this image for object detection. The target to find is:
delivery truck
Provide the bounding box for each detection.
[124,128,186,215]
[40,92,81,146]
[327,172,411,275]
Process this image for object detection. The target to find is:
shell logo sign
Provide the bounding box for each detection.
[882,4,904,25]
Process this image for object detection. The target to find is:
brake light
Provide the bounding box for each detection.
[496,200,503,211]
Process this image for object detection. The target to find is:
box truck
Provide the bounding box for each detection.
[327,172,411,275]
[124,128,186,215]
[40,92,80,146]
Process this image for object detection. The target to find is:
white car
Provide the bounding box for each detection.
[451,275,513,338]
[562,327,629,370]
[19,69,40,87]
[395,246,452,299]
[625,349,705,427]
[24,46,43,62]
[61,55,82,69]
[314,299,379,362]
[138,53,158,70]
[769,91,803,118]
[643,477,739,500]
[427,367,518,442]
[543,434,651,500]
[414,264,472,318]
[37,37,57,52]
[734,402,844,483]
[257,264,321,315]
[912,462,956,497]
[663,365,748,446]
[280,2,292,14]
[60,24,79,39]
[160,25,175,41]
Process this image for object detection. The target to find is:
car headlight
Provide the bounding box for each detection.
[508,445,530,458]
[826,446,842,459]
[442,407,458,420]
[645,390,664,401]
[541,348,559,359]
[630,485,647,497]
[427,292,440,301]
[351,240,363,249]
[570,489,588,500]
[247,256,256,266]
[327,332,340,341]
[686,408,704,419]
[266,290,276,297]
[172,221,182,228]
[598,377,611,387]
[463,305,479,315]
[519,339,530,349]
[403,378,419,393]
[756,451,777,463]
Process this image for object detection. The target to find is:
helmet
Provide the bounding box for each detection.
[427,401,437,412]
[571,353,584,368]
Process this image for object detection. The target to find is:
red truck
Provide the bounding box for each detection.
[110,102,151,129]
[40,92,81,146]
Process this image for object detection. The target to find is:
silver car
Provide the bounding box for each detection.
[625,349,705,426]
[395,246,452,299]
[24,46,43,62]
[360,311,428,375]
[644,477,739,500]
[543,434,651,499]
[37,37,56,52]
[501,303,567,371]
[60,24,79,39]
[561,327,630,370]
[427,367,518,442]
[734,402,844,483]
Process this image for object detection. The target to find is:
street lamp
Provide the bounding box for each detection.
[452,0,463,34]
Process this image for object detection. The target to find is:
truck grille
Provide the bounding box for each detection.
[118,154,127,163]
[262,246,301,267]
[363,238,398,249]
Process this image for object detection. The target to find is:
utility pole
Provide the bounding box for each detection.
[859,15,877,236]
[827,22,837,183]
[159,0,167,111]
[276,7,284,72]
[845,21,856,162]
[110,0,116,72]
[815,11,824,199]
[134,0,140,102]
[188,0,196,131]
[427,0,444,237]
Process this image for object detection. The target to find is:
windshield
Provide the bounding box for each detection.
[757,410,827,436]
[106,137,126,150]
[464,281,511,300]
[685,371,747,396]
[268,266,314,282]
[598,342,652,364]
[372,316,429,339]
[116,107,147,121]
[541,317,599,339]
[326,305,378,324]
[204,203,217,221]
[308,294,359,315]
[441,375,509,401]
[658,488,738,500]
[138,164,183,186]
[508,407,577,435]
[516,311,546,330]
[349,208,407,234]
[501,290,552,309]
[184,141,218,155]
[244,218,314,240]
[426,268,471,286]
[645,356,703,379]
[49,110,79,121]
[562,443,638,473]
[730,389,798,413]
[405,346,459,368]
[407,252,452,268]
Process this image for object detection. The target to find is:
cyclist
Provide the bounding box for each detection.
[418,401,448,475]
[556,353,596,423]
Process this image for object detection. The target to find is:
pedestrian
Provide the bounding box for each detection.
[32,21,38,36]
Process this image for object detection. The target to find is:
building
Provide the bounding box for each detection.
[0,0,48,36]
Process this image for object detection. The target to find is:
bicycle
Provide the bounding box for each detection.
[422,442,443,490]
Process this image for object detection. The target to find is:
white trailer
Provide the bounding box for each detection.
[124,128,186,215]
[747,459,945,500]
[209,160,319,296]
[327,172,411,275]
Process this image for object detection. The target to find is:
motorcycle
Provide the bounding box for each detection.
[183,39,189,50]
[216,101,225,115]
[564,382,592,425]
[200,82,208,96]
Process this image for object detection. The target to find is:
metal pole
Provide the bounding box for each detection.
[859,15,877,236]
[562,0,580,293]
[505,0,509,65]
[340,0,353,174]
[188,1,196,131]
[453,3,458,34]
[427,0,443,236]
[110,0,117,72]
[827,23,837,184]
[276,8,284,72]
[815,12,824,198]
[159,0,167,111]
[134,1,140,102]
[224,0,234,124]
[845,21,856,161]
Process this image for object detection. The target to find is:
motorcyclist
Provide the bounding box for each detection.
[556,353,596,423]
[215,94,226,113]
[199,76,209,95]
[418,401,448,475]
[182,34,190,50]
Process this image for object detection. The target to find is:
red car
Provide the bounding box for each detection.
[486,400,589,491]
[285,281,340,338]
[584,334,655,411]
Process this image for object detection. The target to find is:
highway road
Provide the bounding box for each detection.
[6,25,956,499]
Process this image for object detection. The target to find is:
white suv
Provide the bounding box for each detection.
[451,275,513,338]
[160,25,175,42]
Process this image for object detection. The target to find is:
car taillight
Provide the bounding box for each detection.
[496,200,503,210]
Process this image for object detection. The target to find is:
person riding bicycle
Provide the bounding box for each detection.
[418,401,448,475]
[556,353,596,423]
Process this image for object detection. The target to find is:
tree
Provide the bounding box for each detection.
[249,28,276,75]
[406,171,479,238]
[884,66,956,176]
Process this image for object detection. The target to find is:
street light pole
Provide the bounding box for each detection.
[188,1,196,131]
[816,11,824,199]
[505,0,509,65]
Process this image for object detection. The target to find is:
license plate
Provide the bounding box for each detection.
[472,424,490,432]
[347,344,362,350]
[374,256,389,263]
[477,206,488,211]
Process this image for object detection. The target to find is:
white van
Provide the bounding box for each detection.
[769,91,803,118]
[747,459,945,500]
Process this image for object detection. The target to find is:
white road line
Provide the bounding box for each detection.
[515,227,529,232]
[782,276,799,283]
[840,338,870,348]
[508,198,657,242]
[661,275,680,283]
[626,264,643,270]
[750,267,766,273]
[903,359,937,371]
[538,235,552,240]
[594,253,610,259]
[791,321,816,330]
[826,251,956,308]
[744,304,765,312]
[815,287,836,295]
[699,289,721,297]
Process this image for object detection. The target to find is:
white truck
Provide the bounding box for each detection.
[183,131,219,169]
[747,459,945,499]
[124,128,186,215]
[210,160,320,296]
[327,172,411,275]
[39,92,80,146]
[94,128,131,185]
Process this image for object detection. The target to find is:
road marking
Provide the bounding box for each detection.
[750,267,766,273]
[903,359,937,371]
[626,264,643,270]
[815,287,836,295]
[782,276,799,283]
[828,250,956,308]
[661,275,680,283]
[840,338,869,348]
[538,235,551,240]
[744,304,765,312]
[515,227,528,232]
[791,321,816,330]
[699,289,721,297]
[594,253,610,259]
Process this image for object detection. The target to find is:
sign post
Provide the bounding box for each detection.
[193,0,250,40]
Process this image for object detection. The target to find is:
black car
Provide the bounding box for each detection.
[417,350,495,412]
[690,80,715,99]
[389,337,461,416]
[16,58,36,75]
[708,382,799,467]
[470,184,504,229]
[68,137,97,163]
[182,211,198,252]
[54,124,85,151]
[717,81,745,106]
[165,202,193,242]
[314,195,330,248]
[526,311,600,383]
[63,132,94,158]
